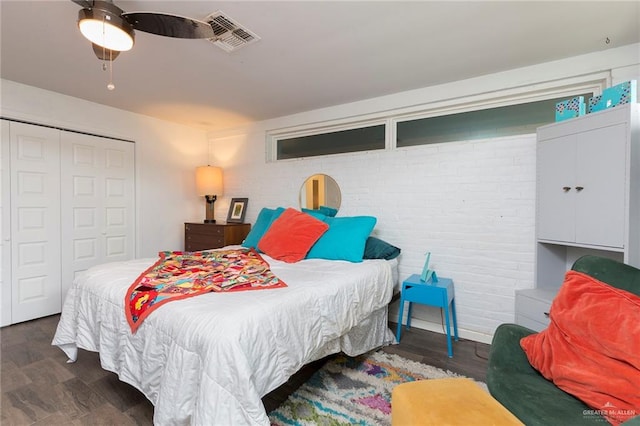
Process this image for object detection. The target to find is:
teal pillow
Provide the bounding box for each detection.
[306,216,377,262]
[319,206,338,217]
[242,207,285,250]
[363,236,401,260]
[301,208,328,220]
[302,206,338,218]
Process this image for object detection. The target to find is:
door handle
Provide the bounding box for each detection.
[575,186,584,192]
[562,186,571,192]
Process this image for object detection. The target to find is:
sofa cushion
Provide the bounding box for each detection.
[572,254,640,296]
[520,270,640,426]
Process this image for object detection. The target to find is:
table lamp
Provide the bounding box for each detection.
[195,165,223,223]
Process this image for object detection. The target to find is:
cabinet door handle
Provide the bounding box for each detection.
[575,186,584,192]
[543,312,550,318]
[562,186,571,192]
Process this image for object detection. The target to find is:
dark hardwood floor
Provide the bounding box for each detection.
[1,314,490,425]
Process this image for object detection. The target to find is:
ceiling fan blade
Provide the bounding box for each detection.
[122,12,215,39]
[71,0,94,8]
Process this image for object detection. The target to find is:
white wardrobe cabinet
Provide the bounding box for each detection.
[516,104,639,331]
[1,120,135,326]
[537,124,626,248]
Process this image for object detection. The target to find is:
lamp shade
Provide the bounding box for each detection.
[78,4,135,52]
[195,166,223,196]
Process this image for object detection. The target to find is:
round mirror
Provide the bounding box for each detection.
[299,174,341,215]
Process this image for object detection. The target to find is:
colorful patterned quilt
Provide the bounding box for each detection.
[125,248,286,332]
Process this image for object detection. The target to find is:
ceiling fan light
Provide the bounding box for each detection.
[78,7,134,52]
[91,43,120,61]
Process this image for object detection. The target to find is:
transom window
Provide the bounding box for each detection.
[266,74,606,161]
[396,93,593,147]
[275,124,385,160]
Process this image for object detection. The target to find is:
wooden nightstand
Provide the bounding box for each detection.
[184,222,251,251]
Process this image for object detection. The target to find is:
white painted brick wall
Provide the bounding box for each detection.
[208,45,639,343]
[211,132,537,342]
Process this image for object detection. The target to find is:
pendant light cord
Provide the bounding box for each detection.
[99,14,115,91]
[108,49,115,90]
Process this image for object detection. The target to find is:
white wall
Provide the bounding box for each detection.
[0,79,209,257]
[2,42,637,338]
[209,43,640,343]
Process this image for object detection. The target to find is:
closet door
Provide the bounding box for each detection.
[1,121,11,326]
[9,122,61,323]
[60,132,135,300]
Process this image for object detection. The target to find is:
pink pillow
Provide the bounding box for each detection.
[258,208,329,263]
[520,270,640,426]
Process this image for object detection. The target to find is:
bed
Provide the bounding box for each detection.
[52,246,398,425]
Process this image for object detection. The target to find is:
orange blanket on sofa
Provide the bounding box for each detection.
[520,271,640,425]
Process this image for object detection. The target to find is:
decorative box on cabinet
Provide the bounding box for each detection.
[184,222,251,251]
[516,103,640,328]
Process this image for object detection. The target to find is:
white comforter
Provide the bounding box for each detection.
[52,250,395,425]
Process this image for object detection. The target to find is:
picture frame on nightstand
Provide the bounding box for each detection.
[420,252,438,283]
[226,198,248,223]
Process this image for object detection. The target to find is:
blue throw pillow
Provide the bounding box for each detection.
[306,216,377,262]
[242,207,285,250]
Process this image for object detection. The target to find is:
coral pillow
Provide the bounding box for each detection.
[520,270,640,425]
[258,208,329,263]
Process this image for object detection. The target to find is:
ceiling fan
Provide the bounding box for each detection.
[72,0,215,61]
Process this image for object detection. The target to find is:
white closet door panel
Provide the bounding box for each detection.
[61,132,134,300]
[103,143,134,262]
[1,121,11,326]
[537,135,576,243]
[10,122,61,323]
[574,124,627,247]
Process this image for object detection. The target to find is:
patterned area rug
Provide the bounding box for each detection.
[268,350,486,426]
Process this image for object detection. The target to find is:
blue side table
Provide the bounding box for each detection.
[396,274,459,357]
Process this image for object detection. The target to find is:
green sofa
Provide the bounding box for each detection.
[487,255,640,425]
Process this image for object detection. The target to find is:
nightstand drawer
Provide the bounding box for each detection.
[184,222,251,251]
[403,285,447,306]
[186,235,224,251]
[185,223,224,236]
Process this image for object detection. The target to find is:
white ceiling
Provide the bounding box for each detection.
[1,1,639,132]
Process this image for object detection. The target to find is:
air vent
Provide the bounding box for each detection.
[204,11,260,52]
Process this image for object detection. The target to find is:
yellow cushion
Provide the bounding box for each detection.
[391,378,523,426]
